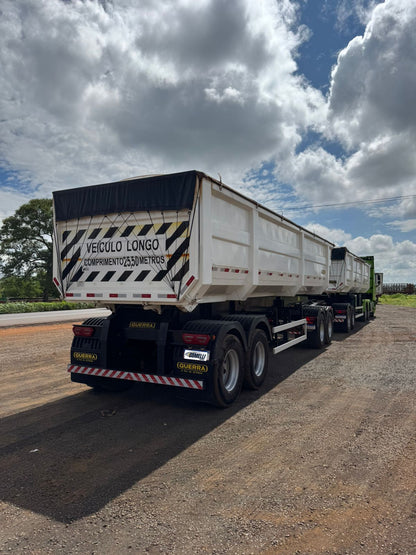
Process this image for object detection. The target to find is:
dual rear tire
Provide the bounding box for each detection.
[213,334,245,408]
[307,309,333,349]
[212,329,270,407]
[244,330,269,390]
[342,305,354,332]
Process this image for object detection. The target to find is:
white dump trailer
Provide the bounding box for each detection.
[53,171,331,309]
[328,247,370,294]
[325,247,376,331]
[52,171,375,407]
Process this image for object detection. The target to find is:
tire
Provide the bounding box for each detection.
[369,301,375,318]
[350,307,355,329]
[308,311,326,349]
[244,330,269,390]
[324,310,333,345]
[212,334,244,407]
[342,306,352,333]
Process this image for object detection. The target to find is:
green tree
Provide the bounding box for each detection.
[0,275,42,299]
[0,199,55,300]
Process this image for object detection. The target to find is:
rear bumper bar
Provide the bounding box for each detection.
[68,364,204,390]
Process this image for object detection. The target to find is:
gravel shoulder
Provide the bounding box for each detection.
[0,305,415,554]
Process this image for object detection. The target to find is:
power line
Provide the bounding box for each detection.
[284,193,416,211]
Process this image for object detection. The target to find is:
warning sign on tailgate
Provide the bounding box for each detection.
[60,221,190,284]
[83,239,165,270]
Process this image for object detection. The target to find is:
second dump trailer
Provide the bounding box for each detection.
[326,247,378,332]
[52,170,375,407]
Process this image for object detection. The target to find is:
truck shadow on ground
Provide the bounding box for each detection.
[0,328,362,524]
[331,319,370,341]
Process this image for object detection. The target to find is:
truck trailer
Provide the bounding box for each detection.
[52,170,379,407]
[327,248,378,332]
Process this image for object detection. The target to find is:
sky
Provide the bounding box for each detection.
[0,0,415,283]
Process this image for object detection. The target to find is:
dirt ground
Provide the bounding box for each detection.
[0,304,415,554]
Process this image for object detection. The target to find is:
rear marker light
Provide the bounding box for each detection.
[182,333,211,346]
[73,326,95,337]
[186,276,195,287]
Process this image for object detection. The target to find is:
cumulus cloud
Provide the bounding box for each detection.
[0,0,415,284]
[329,0,416,143]
[389,219,416,233]
[306,223,416,283]
[304,223,352,245]
[327,0,416,191]
[0,187,34,229]
[0,0,325,202]
[334,0,380,29]
[275,0,416,214]
[1,0,415,208]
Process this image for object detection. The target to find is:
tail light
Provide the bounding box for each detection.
[73,325,95,337]
[305,316,316,324]
[335,309,345,314]
[182,333,211,346]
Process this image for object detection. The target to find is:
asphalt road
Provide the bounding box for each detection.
[0,305,415,554]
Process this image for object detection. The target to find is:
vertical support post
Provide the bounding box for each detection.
[300,231,305,288]
[250,206,259,286]
[200,177,212,286]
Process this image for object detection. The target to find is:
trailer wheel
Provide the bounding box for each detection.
[213,334,244,407]
[342,306,352,333]
[324,310,333,344]
[308,312,325,349]
[350,307,355,329]
[244,330,269,390]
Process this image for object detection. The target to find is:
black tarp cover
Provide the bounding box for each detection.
[53,170,201,221]
[331,247,348,261]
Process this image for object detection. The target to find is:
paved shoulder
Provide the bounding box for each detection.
[0,308,111,327]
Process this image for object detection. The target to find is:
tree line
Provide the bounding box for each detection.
[0,199,56,301]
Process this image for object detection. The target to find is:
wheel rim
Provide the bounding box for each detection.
[222,349,240,392]
[327,317,333,340]
[252,341,266,377]
[319,319,325,343]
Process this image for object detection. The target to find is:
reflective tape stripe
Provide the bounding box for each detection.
[68,364,203,390]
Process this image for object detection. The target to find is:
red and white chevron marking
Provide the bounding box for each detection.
[68,364,204,390]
